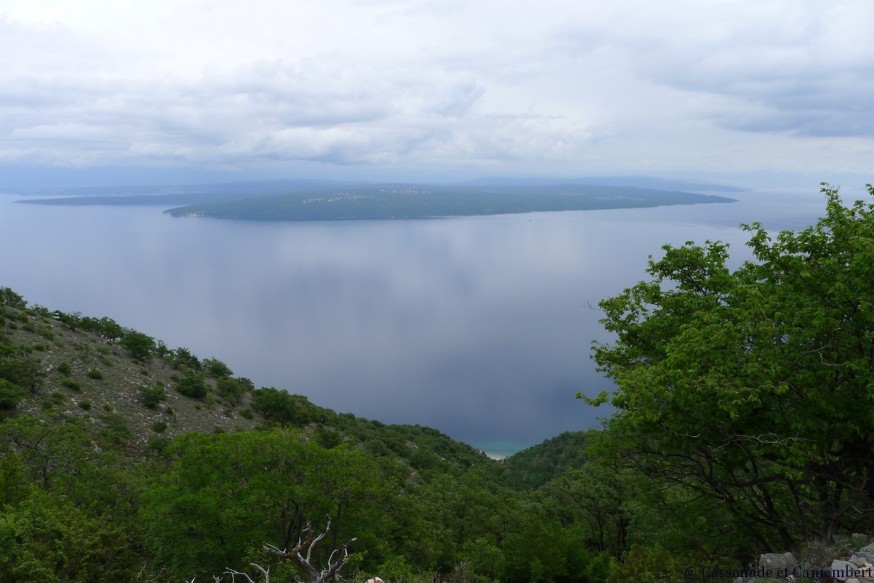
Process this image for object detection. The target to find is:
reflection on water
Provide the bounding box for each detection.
[0,188,827,451]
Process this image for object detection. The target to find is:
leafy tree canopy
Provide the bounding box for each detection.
[583,184,874,551]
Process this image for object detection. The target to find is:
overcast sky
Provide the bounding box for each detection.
[2,0,873,187]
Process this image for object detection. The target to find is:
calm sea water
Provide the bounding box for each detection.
[0,187,828,453]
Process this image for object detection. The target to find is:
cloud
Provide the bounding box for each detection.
[1,0,873,176]
[591,1,874,138]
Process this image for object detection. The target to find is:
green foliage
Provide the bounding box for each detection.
[537,463,630,557]
[314,426,344,449]
[499,509,590,583]
[86,368,103,380]
[0,452,27,507]
[119,329,156,361]
[252,387,328,425]
[56,361,71,376]
[0,417,95,490]
[171,346,201,370]
[0,490,140,582]
[139,383,167,409]
[98,413,133,450]
[0,288,26,309]
[460,536,506,582]
[143,429,395,580]
[215,376,250,404]
[62,379,80,391]
[585,184,874,550]
[373,555,421,583]
[0,356,44,394]
[78,316,124,340]
[0,379,26,410]
[51,310,81,331]
[502,431,589,489]
[606,545,688,583]
[175,372,208,399]
[203,357,233,378]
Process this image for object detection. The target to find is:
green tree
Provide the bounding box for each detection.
[79,316,124,339]
[0,490,139,583]
[143,430,393,580]
[0,417,94,490]
[0,288,26,309]
[583,185,874,551]
[119,329,156,361]
[215,377,250,405]
[252,388,327,425]
[0,356,44,394]
[139,383,167,409]
[0,379,25,410]
[175,372,208,399]
[171,346,201,370]
[203,357,233,379]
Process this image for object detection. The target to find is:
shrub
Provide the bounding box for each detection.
[314,427,343,449]
[203,357,233,379]
[62,379,81,391]
[80,316,124,339]
[0,356,45,393]
[216,377,249,405]
[152,420,168,433]
[171,347,201,370]
[0,287,26,308]
[139,384,167,409]
[120,330,156,362]
[607,545,683,583]
[99,414,133,448]
[86,368,103,380]
[251,388,322,426]
[0,380,25,410]
[176,373,207,399]
[57,362,72,376]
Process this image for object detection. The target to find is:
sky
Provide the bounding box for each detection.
[1,0,873,187]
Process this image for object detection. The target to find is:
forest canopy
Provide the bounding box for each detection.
[584,184,874,551]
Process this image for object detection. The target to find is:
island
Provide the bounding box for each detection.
[16,180,737,221]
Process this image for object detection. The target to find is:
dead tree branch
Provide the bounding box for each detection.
[262,519,357,583]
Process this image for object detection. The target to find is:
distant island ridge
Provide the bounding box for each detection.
[15,177,738,221]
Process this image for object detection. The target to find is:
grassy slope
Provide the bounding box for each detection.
[0,291,503,478]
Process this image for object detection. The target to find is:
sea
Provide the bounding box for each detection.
[0,185,832,455]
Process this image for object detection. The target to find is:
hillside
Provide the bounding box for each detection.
[1,285,630,583]
[501,430,590,489]
[0,286,502,474]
